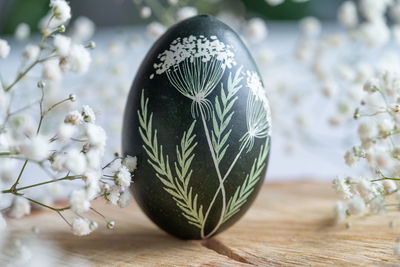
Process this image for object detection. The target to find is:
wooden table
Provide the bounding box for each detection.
[7,181,400,266]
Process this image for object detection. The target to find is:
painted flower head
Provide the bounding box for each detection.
[240,71,271,152]
[153,35,236,75]
[152,35,236,119]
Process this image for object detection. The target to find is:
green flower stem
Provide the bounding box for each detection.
[199,108,226,239]
[2,176,80,194]
[371,177,400,182]
[203,138,249,239]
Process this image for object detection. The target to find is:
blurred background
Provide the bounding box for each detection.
[0,0,343,34]
[1,0,398,182]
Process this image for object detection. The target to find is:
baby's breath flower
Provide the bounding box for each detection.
[64,149,87,174]
[14,23,30,40]
[8,197,31,219]
[64,110,83,125]
[363,78,379,93]
[146,22,166,39]
[23,44,40,60]
[0,39,10,58]
[246,18,268,43]
[107,220,115,229]
[106,185,120,205]
[57,122,76,142]
[369,197,385,215]
[299,17,321,37]
[383,180,397,194]
[344,149,358,167]
[50,0,71,23]
[42,59,63,81]
[123,156,137,172]
[115,166,131,190]
[85,124,106,150]
[53,34,71,56]
[71,218,92,236]
[71,17,95,42]
[70,189,90,214]
[118,191,131,208]
[19,135,53,161]
[176,6,198,22]
[140,6,152,19]
[82,105,96,123]
[347,195,367,215]
[68,44,91,73]
[337,1,358,28]
[358,121,377,141]
[333,175,352,199]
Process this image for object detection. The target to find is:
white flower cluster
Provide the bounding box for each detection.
[153,35,236,75]
[0,0,136,237]
[333,72,400,223]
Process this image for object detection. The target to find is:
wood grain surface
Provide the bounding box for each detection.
[6,181,400,266]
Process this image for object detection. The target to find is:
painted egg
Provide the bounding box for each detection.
[122,15,271,240]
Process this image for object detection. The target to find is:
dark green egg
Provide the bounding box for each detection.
[122,15,271,240]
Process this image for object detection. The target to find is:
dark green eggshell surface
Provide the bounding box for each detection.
[122,15,271,240]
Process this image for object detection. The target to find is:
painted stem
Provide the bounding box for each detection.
[199,108,226,239]
[203,138,248,238]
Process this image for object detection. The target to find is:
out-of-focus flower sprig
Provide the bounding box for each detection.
[333,72,400,222]
[0,0,136,237]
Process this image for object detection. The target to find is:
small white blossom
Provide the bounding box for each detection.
[123,156,137,172]
[299,17,321,37]
[64,110,83,125]
[369,197,385,215]
[86,149,102,170]
[337,1,358,28]
[333,175,352,199]
[70,189,90,214]
[23,44,40,60]
[20,135,53,161]
[57,122,76,142]
[176,6,198,22]
[372,148,393,169]
[246,18,268,43]
[378,119,394,136]
[118,191,131,208]
[64,149,87,174]
[344,149,358,167]
[0,39,10,58]
[359,21,390,48]
[53,34,71,56]
[363,78,379,93]
[8,197,31,219]
[85,124,106,151]
[50,0,71,23]
[14,23,30,40]
[358,121,377,141]
[71,218,91,236]
[42,59,62,81]
[82,105,96,123]
[115,166,131,190]
[140,6,152,19]
[68,44,91,73]
[383,180,397,194]
[347,195,367,215]
[146,22,166,39]
[71,16,95,42]
[106,185,120,205]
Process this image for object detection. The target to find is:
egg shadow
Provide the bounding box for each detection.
[51,227,197,256]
